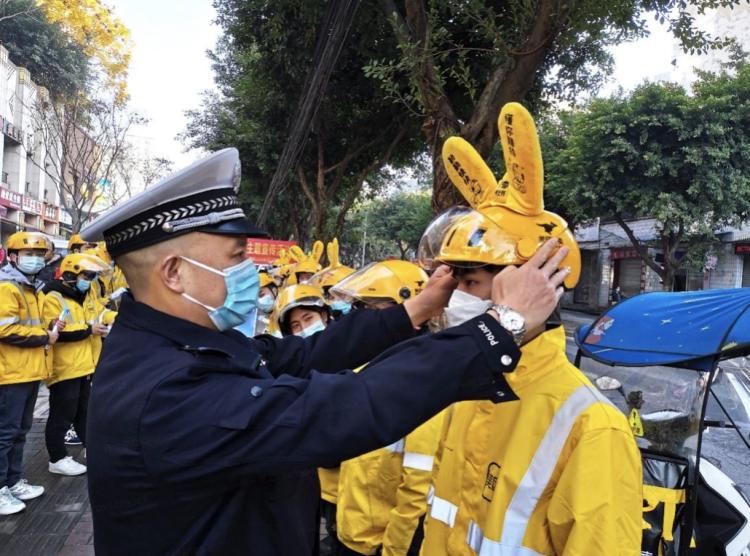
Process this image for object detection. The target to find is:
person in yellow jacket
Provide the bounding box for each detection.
[42,253,111,477]
[417,103,642,555]
[0,232,63,515]
[330,260,443,556]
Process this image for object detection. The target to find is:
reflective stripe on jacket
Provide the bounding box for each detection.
[337,409,445,555]
[0,265,50,384]
[420,327,643,556]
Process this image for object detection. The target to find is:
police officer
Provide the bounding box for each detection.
[81,148,570,555]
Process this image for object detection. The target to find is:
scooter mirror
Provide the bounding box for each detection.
[595,376,622,391]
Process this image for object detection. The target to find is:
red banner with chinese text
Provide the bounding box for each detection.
[246,239,297,264]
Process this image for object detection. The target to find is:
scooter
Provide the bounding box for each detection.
[575,288,750,555]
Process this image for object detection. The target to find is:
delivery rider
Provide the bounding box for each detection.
[42,253,111,476]
[330,260,443,556]
[417,103,642,556]
[0,232,61,515]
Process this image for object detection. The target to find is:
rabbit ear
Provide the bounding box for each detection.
[497,102,544,216]
[442,137,498,209]
[311,240,324,263]
[289,245,305,262]
[327,238,340,267]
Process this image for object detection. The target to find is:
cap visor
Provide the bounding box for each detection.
[199,217,268,238]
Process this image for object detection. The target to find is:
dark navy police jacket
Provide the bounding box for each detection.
[87,295,520,555]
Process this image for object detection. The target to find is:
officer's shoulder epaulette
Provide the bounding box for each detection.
[179,345,233,358]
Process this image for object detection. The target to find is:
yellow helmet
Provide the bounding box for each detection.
[309,238,355,290]
[273,284,328,335]
[59,253,109,276]
[309,265,355,290]
[6,231,49,252]
[67,233,91,251]
[418,102,580,288]
[259,271,275,289]
[331,260,428,305]
[287,241,324,281]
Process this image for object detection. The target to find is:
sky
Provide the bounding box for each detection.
[111,0,221,167]
[110,1,723,171]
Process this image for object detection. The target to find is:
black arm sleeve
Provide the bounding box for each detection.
[141,314,520,482]
[58,325,93,343]
[252,305,416,377]
[0,333,49,347]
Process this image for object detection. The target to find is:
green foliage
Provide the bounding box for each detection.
[339,190,433,263]
[183,0,423,242]
[545,64,750,286]
[0,0,89,98]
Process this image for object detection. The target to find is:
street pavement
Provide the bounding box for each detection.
[0,310,747,553]
[0,385,92,556]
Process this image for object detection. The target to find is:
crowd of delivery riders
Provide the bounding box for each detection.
[1,102,647,554]
[0,232,125,515]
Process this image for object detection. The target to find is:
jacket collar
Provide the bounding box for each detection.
[45,279,86,304]
[116,294,261,364]
[0,263,41,289]
[505,326,571,391]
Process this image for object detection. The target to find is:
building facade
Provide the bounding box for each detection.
[0,44,66,245]
[567,218,750,312]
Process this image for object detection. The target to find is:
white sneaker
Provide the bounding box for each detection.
[48,456,87,476]
[9,479,44,501]
[0,486,25,516]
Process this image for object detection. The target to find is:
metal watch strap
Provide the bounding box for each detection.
[490,304,526,346]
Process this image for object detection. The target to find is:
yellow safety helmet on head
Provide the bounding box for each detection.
[67,233,94,252]
[286,242,324,283]
[6,231,49,252]
[309,238,355,291]
[259,271,275,289]
[309,266,355,291]
[418,102,581,289]
[273,284,328,335]
[331,260,428,306]
[59,253,110,277]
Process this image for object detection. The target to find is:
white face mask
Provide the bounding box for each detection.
[443,289,492,328]
[294,319,326,338]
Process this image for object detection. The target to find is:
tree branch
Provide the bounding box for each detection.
[614,215,665,279]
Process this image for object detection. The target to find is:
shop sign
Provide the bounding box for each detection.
[735,243,750,255]
[43,204,59,222]
[22,196,43,215]
[611,247,639,260]
[246,239,297,264]
[0,186,22,210]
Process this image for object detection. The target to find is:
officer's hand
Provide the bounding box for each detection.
[47,328,60,345]
[490,239,570,331]
[404,264,457,327]
[92,323,110,337]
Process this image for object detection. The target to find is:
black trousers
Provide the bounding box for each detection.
[0,381,39,487]
[45,375,91,462]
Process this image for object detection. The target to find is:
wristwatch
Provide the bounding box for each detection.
[489,304,526,346]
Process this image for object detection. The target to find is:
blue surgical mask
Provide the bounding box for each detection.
[295,319,326,338]
[180,256,260,331]
[330,300,352,315]
[16,255,45,275]
[76,278,92,293]
[257,294,275,314]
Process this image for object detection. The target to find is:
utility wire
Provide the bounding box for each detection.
[257,0,362,226]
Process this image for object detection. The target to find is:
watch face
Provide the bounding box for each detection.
[501,311,524,332]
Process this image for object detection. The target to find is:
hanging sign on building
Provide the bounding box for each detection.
[0,186,22,210]
[22,196,43,215]
[246,239,297,264]
[43,204,59,222]
[610,247,640,260]
[735,243,750,255]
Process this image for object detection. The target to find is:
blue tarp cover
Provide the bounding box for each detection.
[576,288,750,369]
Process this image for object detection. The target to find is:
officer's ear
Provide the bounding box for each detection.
[159,255,186,294]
